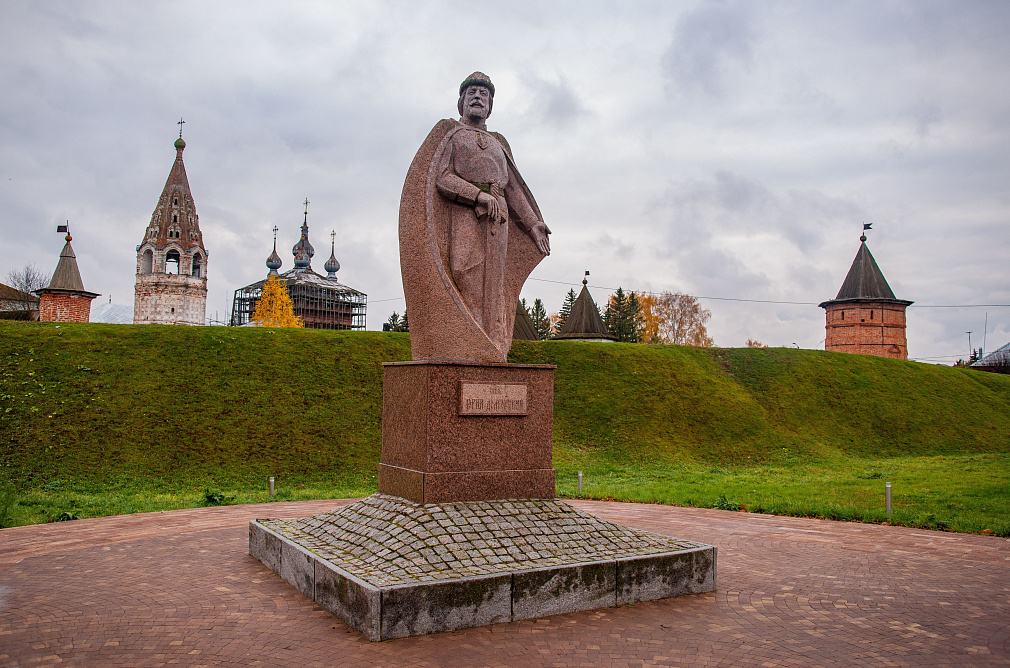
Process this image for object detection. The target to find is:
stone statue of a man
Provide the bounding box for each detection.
[399,72,552,362]
[435,73,551,336]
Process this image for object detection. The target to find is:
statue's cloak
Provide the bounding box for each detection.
[399,119,546,362]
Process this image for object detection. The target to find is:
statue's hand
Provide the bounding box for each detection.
[530,221,551,256]
[477,192,501,222]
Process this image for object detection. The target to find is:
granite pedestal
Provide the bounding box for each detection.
[378,361,555,504]
[250,360,717,640]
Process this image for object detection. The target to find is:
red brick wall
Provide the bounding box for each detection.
[38,293,94,323]
[823,301,908,360]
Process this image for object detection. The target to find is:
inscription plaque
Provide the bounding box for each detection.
[459,381,528,416]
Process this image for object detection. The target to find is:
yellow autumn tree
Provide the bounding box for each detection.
[638,293,661,343]
[638,291,714,346]
[251,274,303,328]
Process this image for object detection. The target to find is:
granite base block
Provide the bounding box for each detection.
[617,547,717,605]
[314,557,382,641]
[248,522,281,573]
[512,560,616,621]
[381,573,512,640]
[249,495,717,641]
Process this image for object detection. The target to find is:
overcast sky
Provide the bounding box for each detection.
[2,1,1008,362]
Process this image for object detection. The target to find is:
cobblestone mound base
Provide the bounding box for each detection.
[250,494,716,641]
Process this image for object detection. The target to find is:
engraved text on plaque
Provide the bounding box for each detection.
[459,382,528,416]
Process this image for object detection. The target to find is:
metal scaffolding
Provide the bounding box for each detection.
[230,270,366,330]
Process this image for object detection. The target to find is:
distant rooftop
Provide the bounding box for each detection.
[971,340,1010,368]
[91,302,134,324]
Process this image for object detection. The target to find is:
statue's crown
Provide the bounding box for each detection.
[459,71,494,97]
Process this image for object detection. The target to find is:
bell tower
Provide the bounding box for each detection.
[133,123,209,325]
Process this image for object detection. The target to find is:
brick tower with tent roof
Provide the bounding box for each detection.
[37,225,100,322]
[133,123,208,326]
[819,228,912,359]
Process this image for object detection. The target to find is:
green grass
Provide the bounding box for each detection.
[3,475,376,527]
[2,321,1009,533]
[553,452,1010,536]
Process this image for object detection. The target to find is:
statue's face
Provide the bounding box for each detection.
[462,85,491,122]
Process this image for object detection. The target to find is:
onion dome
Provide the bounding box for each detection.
[291,207,314,263]
[324,230,340,278]
[294,248,311,269]
[174,137,186,150]
[266,243,282,274]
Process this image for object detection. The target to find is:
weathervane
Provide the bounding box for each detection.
[860,222,872,242]
[57,220,71,241]
[177,117,186,138]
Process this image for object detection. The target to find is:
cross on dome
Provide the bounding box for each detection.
[325,228,341,278]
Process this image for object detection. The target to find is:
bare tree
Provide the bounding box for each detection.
[5,264,50,296]
[1,264,49,319]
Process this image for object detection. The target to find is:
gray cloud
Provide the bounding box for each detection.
[662,1,756,98]
[520,73,590,128]
[588,233,635,263]
[1,1,1007,359]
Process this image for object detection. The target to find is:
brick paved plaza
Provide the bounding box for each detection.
[1,499,1007,667]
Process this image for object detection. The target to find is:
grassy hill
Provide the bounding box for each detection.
[2,321,1009,532]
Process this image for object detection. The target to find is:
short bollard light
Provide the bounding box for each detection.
[269,476,275,498]
[578,471,583,494]
[885,481,892,516]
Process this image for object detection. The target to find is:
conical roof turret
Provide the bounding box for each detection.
[554,274,616,341]
[39,232,99,298]
[819,235,912,307]
[512,301,539,341]
[47,236,86,293]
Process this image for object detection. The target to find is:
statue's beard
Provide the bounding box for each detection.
[465,102,488,123]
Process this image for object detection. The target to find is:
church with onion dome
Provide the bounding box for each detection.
[229,200,367,329]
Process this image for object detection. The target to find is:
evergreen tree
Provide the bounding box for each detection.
[530,298,551,341]
[604,287,642,342]
[604,288,627,340]
[386,311,410,332]
[252,275,303,328]
[626,291,642,343]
